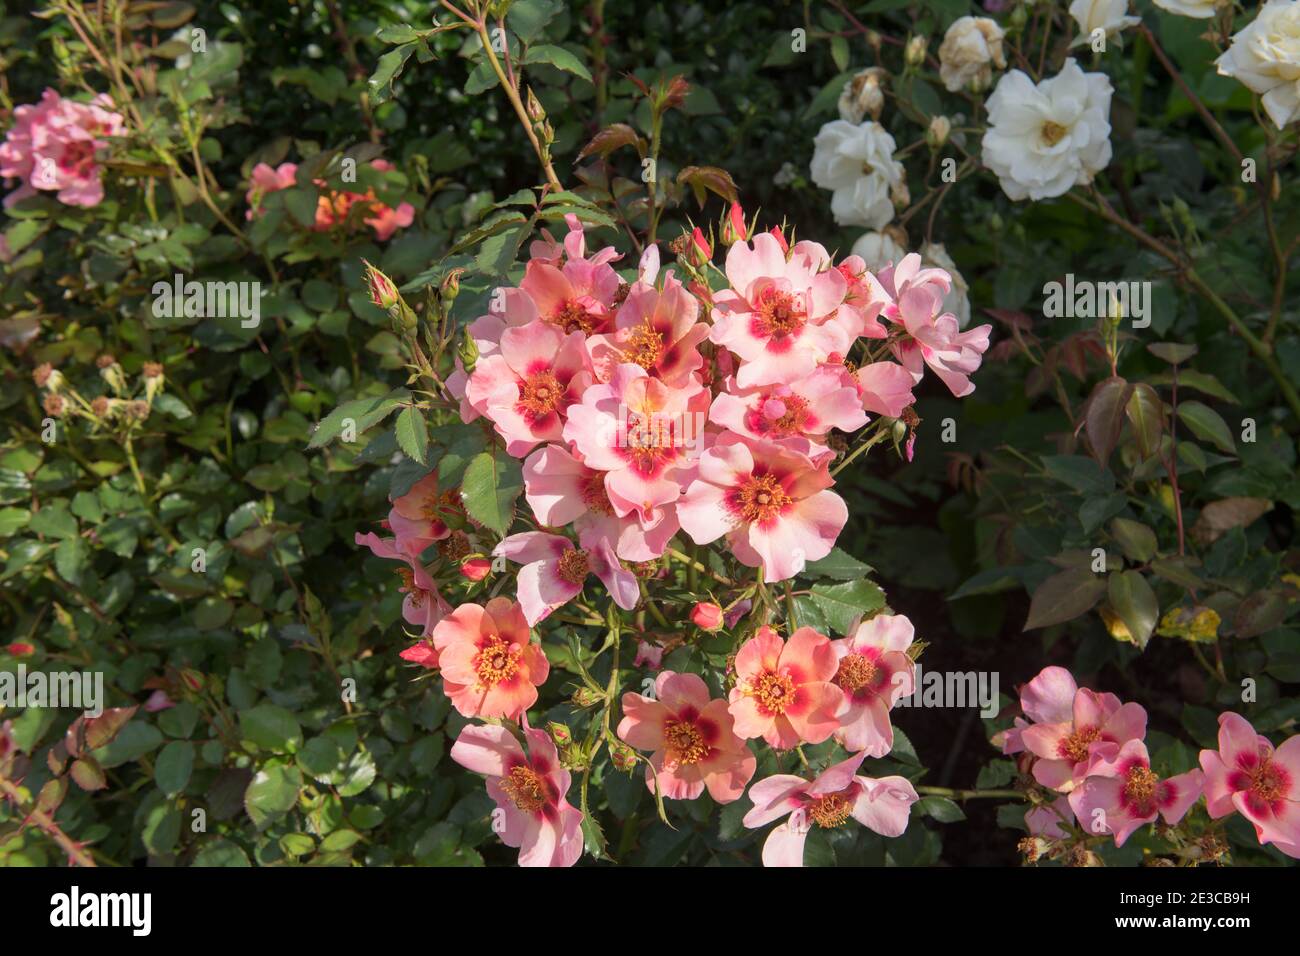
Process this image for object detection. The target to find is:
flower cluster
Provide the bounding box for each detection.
[356,209,991,865]
[0,88,124,208]
[619,614,923,867]
[1001,666,1300,859]
[245,159,415,239]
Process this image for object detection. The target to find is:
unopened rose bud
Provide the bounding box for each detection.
[905,35,928,68]
[91,396,111,418]
[440,267,463,307]
[96,353,116,369]
[689,226,712,266]
[927,115,951,149]
[180,668,205,692]
[571,687,603,708]
[364,259,400,310]
[526,86,546,124]
[142,361,165,402]
[768,225,789,254]
[609,740,637,772]
[691,601,724,631]
[457,329,479,375]
[459,556,491,581]
[1009,4,1028,30]
[866,30,882,52]
[43,393,66,417]
[721,201,749,246]
[548,722,572,747]
[126,400,150,422]
[4,642,35,658]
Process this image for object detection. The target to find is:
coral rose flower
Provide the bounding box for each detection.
[493,532,639,626]
[1015,666,1147,793]
[1069,739,1204,847]
[678,434,847,583]
[1199,712,1300,858]
[432,598,549,719]
[618,670,756,802]
[450,720,583,867]
[728,626,842,748]
[831,614,916,757]
[743,750,918,866]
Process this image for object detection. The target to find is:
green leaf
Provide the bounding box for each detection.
[1150,370,1239,404]
[801,547,873,580]
[1177,401,1235,455]
[1147,342,1198,364]
[1107,571,1158,649]
[155,741,195,796]
[239,703,303,753]
[808,580,886,634]
[395,405,429,465]
[522,44,592,82]
[1085,376,1133,466]
[460,449,523,536]
[54,537,89,584]
[1127,382,1165,461]
[1110,518,1158,563]
[369,42,417,104]
[309,388,410,448]
[1024,567,1106,630]
[244,763,303,831]
[917,796,966,823]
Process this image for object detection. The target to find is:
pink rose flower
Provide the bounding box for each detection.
[709,365,866,460]
[728,626,843,748]
[521,443,679,562]
[0,89,124,208]
[355,531,450,636]
[1069,739,1204,847]
[1199,712,1300,858]
[743,750,918,866]
[563,362,705,527]
[432,598,549,719]
[618,670,756,802]
[709,233,857,388]
[465,319,592,456]
[587,269,710,386]
[450,719,583,867]
[831,614,916,757]
[493,532,639,626]
[678,434,847,583]
[1014,666,1148,792]
[387,471,455,558]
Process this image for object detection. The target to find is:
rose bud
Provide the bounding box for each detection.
[691,601,724,631]
[460,556,491,581]
[4,642,35,658]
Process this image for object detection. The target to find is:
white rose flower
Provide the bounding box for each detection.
[938,16,1006,93]
[981,58,1114,201]
[1153,0,1222,18]
[850,230,908,273]
[811,120,905,228]
[1069,0,1140,41]
[920,241,972,330]
[1216,0,1300,129]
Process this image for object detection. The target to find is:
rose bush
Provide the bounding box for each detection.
[1,0,1297,870]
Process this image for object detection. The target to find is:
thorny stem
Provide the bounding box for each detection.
[444,1,563,192]
[0,776,97,867]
